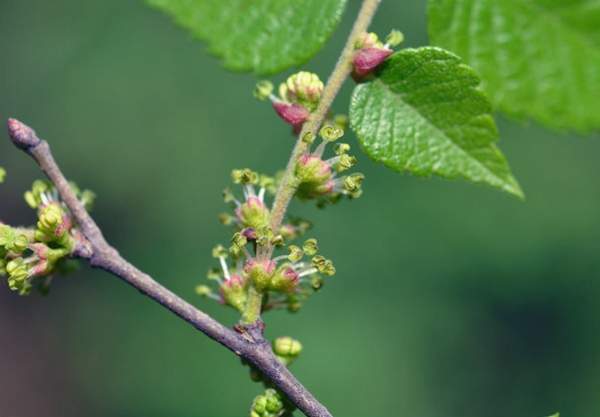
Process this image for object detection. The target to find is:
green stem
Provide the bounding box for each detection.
[257,0,382,262]
[241,285,264,324]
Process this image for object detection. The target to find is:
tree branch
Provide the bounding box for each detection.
[5,2,383,415]
[260,0,382,261]
[6,118,334,417]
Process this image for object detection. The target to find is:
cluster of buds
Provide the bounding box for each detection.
[250,389,286,417]
[0,180,94,295]
[294,124,364,207]
[272,336,303,366]
[255,71,324,132]
[352,29,404,81]
[220,168,311,244]
[197,236,335,313]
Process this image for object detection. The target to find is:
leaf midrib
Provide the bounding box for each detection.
[373,77,510,188]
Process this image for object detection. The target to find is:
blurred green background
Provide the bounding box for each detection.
[1,1,599,416]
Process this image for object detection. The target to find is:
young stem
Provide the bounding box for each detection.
[258,0,382,261]
[242,285,263,324]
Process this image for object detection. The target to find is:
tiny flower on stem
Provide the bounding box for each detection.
[352,30,404,81]
[254,71,324,133]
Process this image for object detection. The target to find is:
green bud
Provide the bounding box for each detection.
[0,225,29,253]
[335,154,357,172]
[36,203,72,246]
[287,245,304,263]
[271,234,284,247]
[212,245,228,258]
[273,336,303,358]
[223,188,236,203]
[195,285,213,297]
[218,212,235,225]
[237,197,270,230]
[385,29,404,47]
[232,168,259,185]
[311,275,324,290]
[312,255,336,276]
[279,71,323,112]
[244,259,275,291]
[355,32,382,49]
[303,239,318,256]
[0,167,5,183]
[301,132,316,145]
[80,190,96,210]
[220,275,247,312]
[343,173,365,197]
[24,180,51,209]
[253,80,274,101]
[319,124,344,142]
[333,114,349,131]
[335,143,351,155]
[231,232,248,249]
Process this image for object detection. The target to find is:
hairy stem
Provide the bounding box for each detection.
[242,286,264,324]
[260,0,382,261]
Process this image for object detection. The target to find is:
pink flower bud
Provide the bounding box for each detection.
[271,266,300,293]
[352,47,393,80]
[272,102,310,128]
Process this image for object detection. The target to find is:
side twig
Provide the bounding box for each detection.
[6,118,333,417]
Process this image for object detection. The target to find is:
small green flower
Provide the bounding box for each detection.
[302,239,318,256]
[279,71,323,112]
[253,80,274,101]
[250,389,284,417]
[244,259,276,291]
[273,336,303,366]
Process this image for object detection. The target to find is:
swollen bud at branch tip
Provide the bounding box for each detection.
[7,118,40,150]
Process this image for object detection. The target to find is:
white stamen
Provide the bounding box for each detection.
[219,256,231,280]
[314,141,327,158]
[258,187,266,202]
[326,156,341,166]
[299,267,318,278]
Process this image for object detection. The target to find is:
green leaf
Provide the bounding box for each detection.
[0,167,5,183]
[349,47,523,198]
[146,0,347,75]
[428,0,600,132]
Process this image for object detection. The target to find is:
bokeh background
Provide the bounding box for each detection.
[1,1,599,416]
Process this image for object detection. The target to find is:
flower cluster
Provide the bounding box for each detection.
[209,69,365,417]
[197,235,334,314]
[254,71,324,133]
[250,388,287,417]
[352,29,404,81]
[0,180,94,295]
[293,124,364,207]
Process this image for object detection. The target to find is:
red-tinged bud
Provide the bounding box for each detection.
[272,102,310,129]
[7,118,40,150]
[236,196,270,230]
[219,274,247,312]
[352,47,393,81]
[271,266,300,293]
[244,258,276,291]
[242,227,257,240]
[29,243,49,259]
